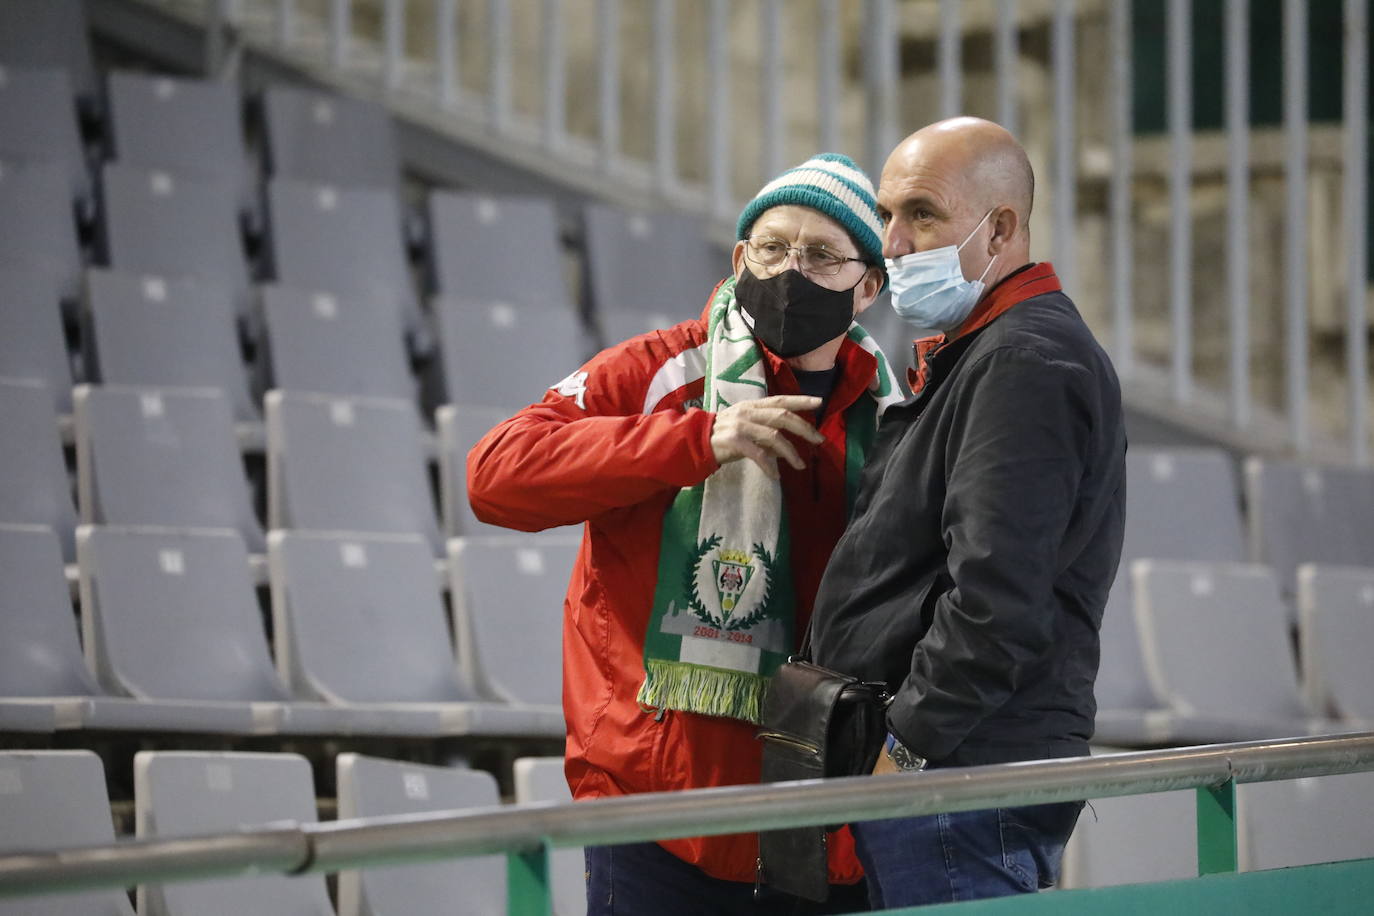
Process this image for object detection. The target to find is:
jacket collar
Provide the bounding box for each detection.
[906,262,1061,394]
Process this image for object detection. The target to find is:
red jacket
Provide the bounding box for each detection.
[467,307,881,884]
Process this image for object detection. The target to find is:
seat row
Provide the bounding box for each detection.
[0,522,574,738]
[1095,447,1374,746]
[0,749,586,916]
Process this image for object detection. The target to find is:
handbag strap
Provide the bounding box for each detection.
[794,613,816,663]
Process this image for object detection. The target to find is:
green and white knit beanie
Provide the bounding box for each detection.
[735,152,886,270]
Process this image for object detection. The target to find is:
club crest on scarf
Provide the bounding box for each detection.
[686,539,775,631]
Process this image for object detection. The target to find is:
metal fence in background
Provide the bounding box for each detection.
[171,0,1369,465]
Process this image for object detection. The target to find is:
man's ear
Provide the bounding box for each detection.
[731,240,748,280]
[989,206,1019,256]
[851,265,885,317]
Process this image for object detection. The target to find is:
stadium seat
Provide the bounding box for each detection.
[436,404,512,537]
[73,385,264,553]
[1094,448,1248,746]
[1132,560,1343,738]
[582,203,720,319]
[1238,771,1374,870]
[448,535,579,706]
[426,190,570,309]
[0,750,135,916]
[429,298,583,411]
[264,178,427,354]
[259,284,413,401]
[512,757,586,916]
[0,0,97,107]
[1059,785,1197,889]
[134,751,334,916]
[98,163,253,331]
[0,158,84,309]
[0,265,72,413]
[0,380,77,560]
[266,391,442,555]
[0,523,254,735]
[0,65,90,210]
[268,530,560,736]
[260,85,401,189]
[1244,458,1373,600]
[105,70,255,222]
[336,754,507,916]
[1297,564,1374,725]
[82,270,257,422]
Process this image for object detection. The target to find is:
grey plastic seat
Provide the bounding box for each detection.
[269,530,558,736]
[265,178,426,353]
[83,270,256,422]
[0,266,72,412]
[0,65,90,208]
[336,754,506,916]
[430,298,583,411]
[0,380,77,560]
[1059,785,1197,889]
[134,751,333,916]
[0,158,83,308]
[427,190,570,309]
[0,750,135,916]
[99,163,253,329]
[259,284,412,401]
[0,523,258,735]
[1094,448,1248,746]
[0,0,97,106]
[1245,458,1373,599]
[512,757,586,916]
[1297,564,1374,725]
[449,535,580,707]
[261,85,400,189]
[437,404,511,537]
[106,70,254,221]
[582,203,721,317]
[266,391,442,555]
[1238,771,1374,870]
[74,385,264,553]
[1132,560,1341,738]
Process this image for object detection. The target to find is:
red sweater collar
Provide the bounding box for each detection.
[907,262,1061,393]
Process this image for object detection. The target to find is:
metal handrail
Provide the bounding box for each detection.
[2,731,1373,899]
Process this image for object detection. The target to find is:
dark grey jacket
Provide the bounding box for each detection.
[811,282,1126,768]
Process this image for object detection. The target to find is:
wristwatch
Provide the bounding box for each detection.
[884,732,929,772]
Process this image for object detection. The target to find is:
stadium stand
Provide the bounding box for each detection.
[98,162,254,331]
[258,284,414,402]
[74,385,265,553]
[448,536,579,707]
[82,269,257,422]
[260,85,401,190]
[0,0,97,109]
[437,403,515,537]
[0,157,85,310]
[265,390,443,555]
[336,754,507,916]
[0,267,73,412]
[1238,771,1374,870]
[267,529,561,736]
[105,69,256,224]
[1059,787,1198,889]
[134,751,335,916]
[1297,564,1374,725]
[513,756,587,916]
[0,380,77,560]
[0,750,135,916]
[0,65,91,212]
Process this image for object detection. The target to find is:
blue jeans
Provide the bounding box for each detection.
[850,801,1083,908]
[584,841,869,916]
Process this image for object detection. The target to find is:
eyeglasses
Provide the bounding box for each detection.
[744,237,867,277]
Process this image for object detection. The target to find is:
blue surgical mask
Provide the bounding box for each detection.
[886,209,998,331]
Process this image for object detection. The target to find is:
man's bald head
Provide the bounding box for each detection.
[886,117,1034,231]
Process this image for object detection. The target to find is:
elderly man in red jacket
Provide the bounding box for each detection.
[468,154,904,914]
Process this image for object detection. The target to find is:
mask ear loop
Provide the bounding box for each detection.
[958,208,1000,286]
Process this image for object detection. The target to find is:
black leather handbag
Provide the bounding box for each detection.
[755,650,889,902]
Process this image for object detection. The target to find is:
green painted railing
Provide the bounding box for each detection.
[1,732,1372,914]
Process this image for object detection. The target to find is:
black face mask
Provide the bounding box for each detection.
[734,267,863,358]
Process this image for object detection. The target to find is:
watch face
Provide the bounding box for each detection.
[891,742,927,771]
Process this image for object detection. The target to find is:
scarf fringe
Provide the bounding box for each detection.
[637,658,766,725]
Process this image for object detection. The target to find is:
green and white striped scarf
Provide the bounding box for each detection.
[636,276,904,724]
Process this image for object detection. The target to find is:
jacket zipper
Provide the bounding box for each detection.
[757,731,821,756]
